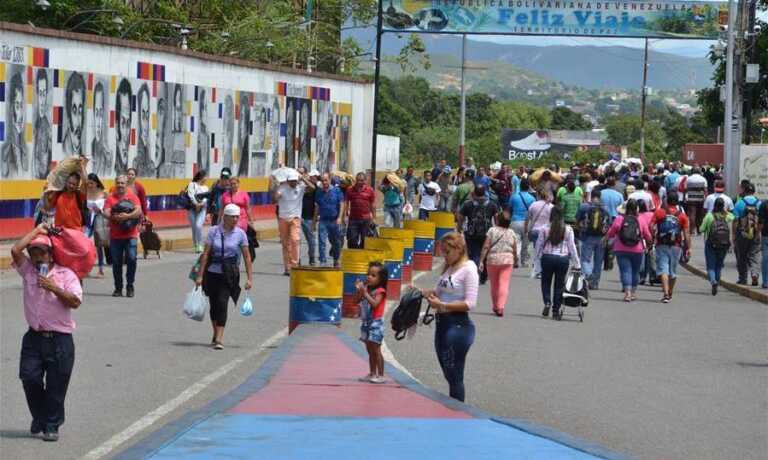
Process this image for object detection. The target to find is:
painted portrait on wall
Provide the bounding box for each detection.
[1,65,28,179]
[315,100,333,173]
[167,83,187,178]
[237,92,251,177]
[297,98,312,171]
[339,114,351,173]
[284,97,297,168]
[270,96,281,170]
[114,77,132,175]
[32,68,52,179]
[251,151,266,177]
[90,77,111,178]
[62,71,86,157]
[132,82,156,177]
[196,86,210,173]
[222,92,234,170]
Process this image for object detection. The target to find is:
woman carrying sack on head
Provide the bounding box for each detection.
[478,211,519,317]
[195,204,253,350]
[421,232,478,402]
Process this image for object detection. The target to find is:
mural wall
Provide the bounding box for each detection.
[0,45,358,180]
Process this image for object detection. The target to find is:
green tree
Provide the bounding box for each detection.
[550,107,593,130]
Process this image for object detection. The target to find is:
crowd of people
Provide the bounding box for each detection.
[10,153,767,442]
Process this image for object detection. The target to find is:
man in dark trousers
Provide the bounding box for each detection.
[458,185,498,284]
[11,224,82,442]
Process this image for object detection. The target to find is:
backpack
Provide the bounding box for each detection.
[112,199,140,231]
[390,288,432,340]
[465,200,494,239]
[177,187,193,210]
[582,204,608,236]
[656,209,682,246]
[618,215,642,246]
[737,198,759,240]
[708,214,731,249]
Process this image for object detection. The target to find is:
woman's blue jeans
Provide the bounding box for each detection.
[187,209,206,247]
[615,251,643,291]
[704,242,727,285]
[434,313,475,402]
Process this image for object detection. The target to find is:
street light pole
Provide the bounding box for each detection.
[369,0,384,186]
[459,33,467,167]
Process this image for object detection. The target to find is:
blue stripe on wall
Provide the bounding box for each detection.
[0,192,272,219]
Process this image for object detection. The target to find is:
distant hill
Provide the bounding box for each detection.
[379,35,714,91]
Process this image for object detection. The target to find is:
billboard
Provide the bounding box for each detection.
[501,129,602,161]
[739,144,768,198]
[382,1,726,39]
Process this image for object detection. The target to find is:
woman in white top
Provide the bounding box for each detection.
[187,169,210,253]
[535,206,581,320]
[86,173,108,277]
[421,232,479,402]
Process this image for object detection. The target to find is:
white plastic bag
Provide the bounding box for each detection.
[183,287,207,321]
[240,295,253,316]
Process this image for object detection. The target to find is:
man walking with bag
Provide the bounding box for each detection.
[11,224,82,442]
[103,175,142,297]
[458,185,498,284]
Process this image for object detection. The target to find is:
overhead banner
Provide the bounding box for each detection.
[501,129,602,160]
[382,1,727,39]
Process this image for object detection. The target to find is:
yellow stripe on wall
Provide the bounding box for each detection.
[0,63,6,81]
[0,177,270,200]
[26,84,34,104]
[25,123,33,143]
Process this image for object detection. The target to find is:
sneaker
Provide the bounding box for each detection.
[126,286,135,298]
[751,276,759,287]
[42,427,58,442]
[309,260,316,267]
[357,375,373,382]
[737,279,747,285]
[552,310,562,321]
[711,284,718,296]
[283,271,290,277]
[30,420,43,436]
[112,289,123,297]
[661,296,670,303]
[369,376,386,384]
[541,305,550,317]
[333,261,340,268]
[213,342,224,350]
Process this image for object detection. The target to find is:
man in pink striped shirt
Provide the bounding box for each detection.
[11,224,82,442]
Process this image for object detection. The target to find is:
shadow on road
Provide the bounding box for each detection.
[736,361,768,368]
[0,430,34,439]
[168,341,245,349]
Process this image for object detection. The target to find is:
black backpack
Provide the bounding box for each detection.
[618,215,642,246]
[581,204,608,236]
[708,214,731,249]
[391,288,433,340]
[465,200,494,239]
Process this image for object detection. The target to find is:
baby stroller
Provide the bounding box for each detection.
[562,269,589,322]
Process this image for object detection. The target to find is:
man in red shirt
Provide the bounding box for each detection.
[46,164,87,230]
[343,172,376,249]
[652,191,690,303]
[103,175,142,297]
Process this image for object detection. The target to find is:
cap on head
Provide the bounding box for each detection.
[287,169,300,181]
[220,168,232,179]
[28,235,52,251]
[223,204,241,217]
[309,169,320,177]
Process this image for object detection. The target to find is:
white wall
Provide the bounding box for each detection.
[0,27,374,180]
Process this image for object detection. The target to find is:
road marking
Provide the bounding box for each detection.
[82,327,288,460]
[381,265,438,384]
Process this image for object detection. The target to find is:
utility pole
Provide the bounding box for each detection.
[459,34,467,167]
[639,38,649,162]
[743,0,758,144]
[724,0,738,197]
[369,0,384,186]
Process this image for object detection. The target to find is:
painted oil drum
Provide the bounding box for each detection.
[364,237,405,302]
[340,249,385,318]
[429,212,456,256]
[379,227,415,284]
[289,267,343,334]
[404,220,436,272]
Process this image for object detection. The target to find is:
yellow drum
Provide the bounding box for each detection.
[379,228,415,283]
[340,249,384,318]
[429,212,456,256]
[404,220,436,271]
[365,238,405,301]
[289,267,343,334]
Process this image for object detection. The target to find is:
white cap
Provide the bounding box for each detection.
[287,170,300,181]
[223,204,241,217]
[309,169,320,177]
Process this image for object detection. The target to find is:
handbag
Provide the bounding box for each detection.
[92,213,110,247]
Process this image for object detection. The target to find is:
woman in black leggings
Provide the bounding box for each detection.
[195,204,252,349]
[422,232,479,402]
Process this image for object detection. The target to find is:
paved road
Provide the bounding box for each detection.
[366,260,767,460]
[0,242,292,459]
[2,241,765,459]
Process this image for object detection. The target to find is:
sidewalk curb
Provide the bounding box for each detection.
[682,262,768,304]
[0,227,281,270]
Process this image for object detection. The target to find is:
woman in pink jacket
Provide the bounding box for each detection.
[606,199,653,302]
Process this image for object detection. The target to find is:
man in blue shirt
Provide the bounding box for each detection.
[665,164,681,193]
[600,176,624,220]
[474,167,491,189]
[732,183,762,285]
[314,173,344,267]
[576,189,608,289]
[508,178,536,267]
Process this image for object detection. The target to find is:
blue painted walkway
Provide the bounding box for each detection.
[116,326,628,459]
